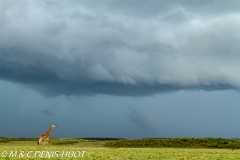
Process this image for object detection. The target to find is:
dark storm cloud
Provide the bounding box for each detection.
[0,0,240,97]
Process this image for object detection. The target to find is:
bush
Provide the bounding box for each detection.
[0,137,9,143]
[104,138,240,149]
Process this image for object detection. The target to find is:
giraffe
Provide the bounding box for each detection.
[38,123,57,150]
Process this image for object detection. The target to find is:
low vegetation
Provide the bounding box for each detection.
[1,137,240,159]
[2,137,240,149]
[0,137,9,143]
[104,137,240,149]
[50,138,80,145]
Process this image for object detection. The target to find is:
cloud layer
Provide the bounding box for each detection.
[1,0,240,97]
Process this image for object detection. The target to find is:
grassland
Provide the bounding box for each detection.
[0,137,240,159]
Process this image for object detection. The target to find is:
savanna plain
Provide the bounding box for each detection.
[0,138,240,160]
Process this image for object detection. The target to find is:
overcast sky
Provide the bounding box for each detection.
[1,0,240,138]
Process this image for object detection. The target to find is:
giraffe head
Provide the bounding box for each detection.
[52,123,57,128]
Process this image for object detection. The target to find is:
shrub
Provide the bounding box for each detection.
[104,138,240,149]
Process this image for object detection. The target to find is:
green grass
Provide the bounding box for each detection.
[0,138,240,159]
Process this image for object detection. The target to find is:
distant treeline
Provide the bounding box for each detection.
[2,137,240,149]
[81,137,124,141]
[0,137,38,142]
[104,138,240,149]
[0,137,9,143]
[0,137,123,143]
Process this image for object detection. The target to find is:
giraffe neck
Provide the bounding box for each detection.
[48,126,54,134]
[49,126,53,133]
[44,126,54,137]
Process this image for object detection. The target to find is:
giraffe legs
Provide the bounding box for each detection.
[38,139,50,150]
[38,138,42,150]
[42,140,46,150]
[48,136,51,149]
[38,138,46,150]
[44,139,49,149]
[47,140,50,149]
